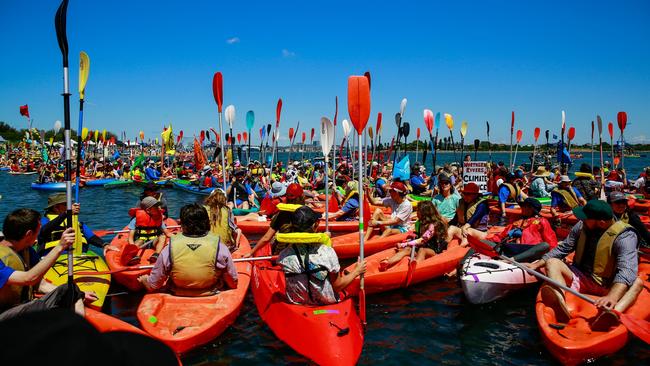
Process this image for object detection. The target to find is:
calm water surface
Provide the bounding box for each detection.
[1,152,649,365]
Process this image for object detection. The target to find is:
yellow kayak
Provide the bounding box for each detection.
[43,251,111,309]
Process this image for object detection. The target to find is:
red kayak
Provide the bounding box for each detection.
[344,238,468,295]
[137,237,252,354]
[85,308,147,335]
[251,246,363,366]
[104,218,180,291]
[536,260,650,365]
[332,232,411,259]
[236,218,359,235]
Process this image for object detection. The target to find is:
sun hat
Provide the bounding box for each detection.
[533,167,550,177]
[286,183,304,200]
[573,200,613,221]
[46,192,67,209]
[559,175,572,183]
[270,182,287,198]
[140,196,161,210]
[461,182,480,195]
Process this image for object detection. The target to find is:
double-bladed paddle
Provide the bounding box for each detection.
[246,110,254,164]
[509,111,515,169]
[608,122,615,167]
[531,127,541,172]
[618,112,627,170]
[460,120,468,167]
[347,75,371,327]
[320,117,334,233]
[75,51,89,202]
[212,72,227,184]
[444,113,456,162]
[486,121,492,162]
[269,99,282,171]
[512,130,523,168]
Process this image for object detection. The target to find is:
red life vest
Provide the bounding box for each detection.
[133,209,163,240]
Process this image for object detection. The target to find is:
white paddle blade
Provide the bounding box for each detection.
[597,115,603,134]
[561,110,566,127]
[423,109,433,120]
[400,98,407,117]
[225,105,236,127]
[54,120,62,134]
[342,119,351,137]
[320,117,334,157]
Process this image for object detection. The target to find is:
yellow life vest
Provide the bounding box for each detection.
[553,187,580,209]
[277,203,303,212]
[456,197,487,226]
[44,213,85,255]
[205,205,234,247]
[0,246,33,310]
[574,172,594,180]
[575,221,632,286]
[169,233,222,296]
[275,232,332,246]
[501,183,520,202]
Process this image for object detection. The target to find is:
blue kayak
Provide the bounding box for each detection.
[0,167,10,171]
[172,181,214,195]
[31,182,68,191]
[85,178,117,187]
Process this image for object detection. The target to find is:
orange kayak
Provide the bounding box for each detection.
[332,232,411,259]
[344,238,467,295]
[136,237,252,355]
[104,218,180,291]
[535,260,650,365]
[236,218,359,235]
[85,308,147,335]
[251,245,363,366]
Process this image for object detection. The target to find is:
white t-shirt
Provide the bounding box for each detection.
[278,244,340,305]
[382,197,413,230]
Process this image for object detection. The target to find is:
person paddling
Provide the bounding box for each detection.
[526,200,644,330]
[550,175,586,221]
[126,197,173,264]
[0,209,94,321]
[277,206,366,305]
[138,204,237,296]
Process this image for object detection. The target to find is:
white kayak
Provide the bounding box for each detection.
[459,252,538,304]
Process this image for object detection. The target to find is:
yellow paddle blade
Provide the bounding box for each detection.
[94,130,99,142]
[81,127,88,140]
[49,137,54,145]
[444,113,454,130]
[102,129,106,142]
[79,51,90,99]
[461,121,468,137]
[139,131,145,141]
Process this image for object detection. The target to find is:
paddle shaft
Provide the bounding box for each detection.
[219,112,227,186]
[75,98,83,203]
[357,131,366,325]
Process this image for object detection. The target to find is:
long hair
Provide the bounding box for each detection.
[417,200,447,244]
[204,189,228,225]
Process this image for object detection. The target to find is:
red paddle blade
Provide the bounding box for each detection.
[608,122,614,138]
[516,129,523,143]
[511,111,515,132]
[334,96,338,126]
[310,127,315,141]
[423,109,433,133]
[212,72,223,112]
[363,198,371,227]
[534,127,541,142]
[243,132,248,141]
[200,130,205,143]
[302,132,306,143]
[376,112,382,134]
[619,312,650,344]
[328,192,339,212]
[259,127,263,138]
[289,127,294,141]
[467,236,499,257]
[237,133,242,143]
[568,127,576,140]
[417,127,421,139]
[359,289,366,325]
[216,133,220,143]
[276,98,282,126]
[617,111,627,131]
[347,76,371,134]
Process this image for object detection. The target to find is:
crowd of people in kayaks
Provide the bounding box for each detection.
[2,146,650,363]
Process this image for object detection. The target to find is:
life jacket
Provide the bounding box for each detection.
[489,174,503,196]
[169,233,222,296]
[0,246,33,311]
[339,191,360,217]
[202,176,213,188]
[504,215,556,247]
[276,203,303,212]
[500,182,520,202]
[456,197,488,229]
[276,233,334,303]
[552,187,580,210]
[43,213,86,255]
[574,221,634,286]
[228,181,249,202]
[134,209,163,241]
[205,205,234,248]
[574,172,594,180]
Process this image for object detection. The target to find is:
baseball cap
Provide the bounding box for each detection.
[608,191,627,203]
[573,200,613,221]
[389,181,407,194]
[140,196,161,210]
[286,183,304,200]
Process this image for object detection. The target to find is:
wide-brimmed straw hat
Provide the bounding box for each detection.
[533,167,550,177]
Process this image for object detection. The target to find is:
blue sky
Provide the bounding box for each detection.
[1,0,648,146]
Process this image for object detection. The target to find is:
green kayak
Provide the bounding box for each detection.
[104,179,133,189]
[408,194,431,202]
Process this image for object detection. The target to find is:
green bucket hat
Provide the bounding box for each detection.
[573,200,613,221]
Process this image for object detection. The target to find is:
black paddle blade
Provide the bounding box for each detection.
[402,122,410,138]
[267,123,272,134]
[364,71,371,90]
[395,112,401,127]
[545,130,549,140]
[486,121,490,135]
[55,0,69,66]
[474,139,480,150]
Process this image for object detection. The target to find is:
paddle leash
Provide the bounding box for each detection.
[348,75,371,326]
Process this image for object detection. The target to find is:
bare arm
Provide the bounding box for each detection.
[128,229,136,245]
[330,260,366,293]
[246,227,277,257]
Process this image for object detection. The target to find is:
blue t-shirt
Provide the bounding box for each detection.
[145,167,161,180]
[339,197,360,221]
[551,187,583,208]
[0,247,39,289]
[498,185,512,203]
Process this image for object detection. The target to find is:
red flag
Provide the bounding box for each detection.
[19,105,30,118]
[310,128,315,142]
[302,132,306,143]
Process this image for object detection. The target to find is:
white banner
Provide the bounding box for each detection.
[462,161,489,193]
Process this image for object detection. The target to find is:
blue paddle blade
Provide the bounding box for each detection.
[261,126,266,139]
[434,112,441,130]
[246,111,255,131]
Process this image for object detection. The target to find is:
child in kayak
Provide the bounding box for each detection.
[277,206,366,305]
[448,183,490,247]
[204,189,241,251]
[378,201,448,271]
